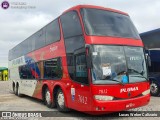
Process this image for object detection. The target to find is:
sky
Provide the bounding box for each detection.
[0,0,159,67]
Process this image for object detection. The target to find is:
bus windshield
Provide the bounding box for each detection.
[91,45,147,84]
[81,8,140,39]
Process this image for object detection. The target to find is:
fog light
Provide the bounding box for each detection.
[96,107,100,111]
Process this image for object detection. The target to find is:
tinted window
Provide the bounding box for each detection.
[27,38,32,53]
[18,58,62,80]
[15,45,21,59]
[75,54,88,84]
[46,19,60,45]
[61,11,86,81]
[145,50,160,73]
[10,48,15,60]
[19,65,35,79]
[44,58,62,79]
[81,8,140,39]
[65,36,85,53]
[20,40,29,56]
[9,19,60,61]
[64,36,85,80]
[35,28,46,49]
[61,11,82,38]
[13,48,17,60]
[30,35,36,51]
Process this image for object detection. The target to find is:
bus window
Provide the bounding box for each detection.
[61,11,82,38]
[81,8,140,39]
[61,11,85,80]
[19,65,35,79]
[44,58,62,79]
[35,29,46,50]
[46,19,60,45]
[75,54,88,84]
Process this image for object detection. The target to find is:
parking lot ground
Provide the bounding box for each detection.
[0,81,160,120]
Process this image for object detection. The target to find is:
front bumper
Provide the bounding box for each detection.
[89,94,150,114]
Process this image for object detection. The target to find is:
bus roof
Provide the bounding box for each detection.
[63,5,128,16]
[9,5,129,60]
[0,67,8,71]
[140,28,160,49]
[140,28,160,37]
[9,5,128,51]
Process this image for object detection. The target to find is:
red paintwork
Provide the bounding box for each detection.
[92,82,150,99]
[27,5,150,114]
[88,94,150,115]
[84,36,144,46]
[63,5,128,16]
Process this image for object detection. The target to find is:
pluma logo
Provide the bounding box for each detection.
[120,87,139,93]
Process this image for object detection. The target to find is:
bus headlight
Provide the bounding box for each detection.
[142,89,150,95]
[94,95,114,101]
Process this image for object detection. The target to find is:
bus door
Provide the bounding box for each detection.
[70,50,91,111]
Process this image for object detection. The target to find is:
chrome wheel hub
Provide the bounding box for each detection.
[57,92,64,108]
[150,83,158,94]
[45,90,51,104]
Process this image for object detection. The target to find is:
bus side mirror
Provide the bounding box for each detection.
[145,53,151,67]
[85,44,92,69]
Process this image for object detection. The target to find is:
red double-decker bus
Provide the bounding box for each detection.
[9,5,150,114]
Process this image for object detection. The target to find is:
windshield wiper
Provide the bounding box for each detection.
[110,79,124,85]
[129,75,148,81]
[128,68,144,75]
[102,78,124,85]
[128,68,148,80]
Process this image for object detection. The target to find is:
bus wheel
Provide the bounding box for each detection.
[45,88,52,108]
[14,85,18,95]
[56,89,69,112]
[150,82,160,96]
[17,85,22,97]
[13,85,16,94]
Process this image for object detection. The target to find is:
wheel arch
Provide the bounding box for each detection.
[149,77,156,83]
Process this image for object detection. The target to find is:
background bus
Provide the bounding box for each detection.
[9,5,150,114]
[140,28,160,96]
[0,67,8,81]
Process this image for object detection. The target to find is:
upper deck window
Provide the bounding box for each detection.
[61,11,82,38]
[46,19,60,45]
[81,8,140,39]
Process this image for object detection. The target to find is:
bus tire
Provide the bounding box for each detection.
[14,85,18,95]
[45,88,53,108]
[13,83,16,94]
[56,89,69,112]
[17,85,22,97]
[150,82,160,96]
